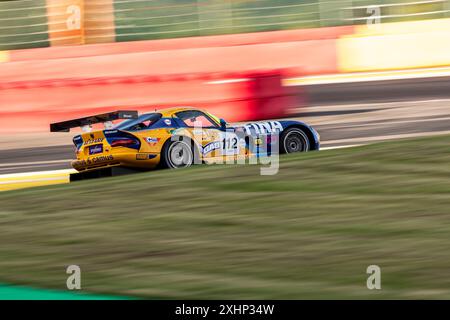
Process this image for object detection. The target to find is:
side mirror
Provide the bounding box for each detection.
[219,118,227,130]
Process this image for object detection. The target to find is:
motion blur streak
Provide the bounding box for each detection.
[0,169,75,192]
[0,51,8,63]
[338,18,450,72]
[284,66,450,86]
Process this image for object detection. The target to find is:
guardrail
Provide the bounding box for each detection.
[0,0,449,50]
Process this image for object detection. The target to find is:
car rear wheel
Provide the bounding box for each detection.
[161,137,194,169]
[280,128,310,154]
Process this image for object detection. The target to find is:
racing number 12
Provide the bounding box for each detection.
[222,137,238,150]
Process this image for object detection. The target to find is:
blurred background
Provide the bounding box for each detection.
[2,1,450,299]
[1,0,449,48]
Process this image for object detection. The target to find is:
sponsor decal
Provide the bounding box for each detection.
[145,137,160,146]
[244,121,283,135]
[74,155,114,167]
[136,154,148,160]
[84,138,104,145]
[164,119,172,126]
[203,141,222,155]
[92,155,113,163]
[104,130,118,135]
[88,144,103,155]
[136,154,158,160]
[203,134,242,156]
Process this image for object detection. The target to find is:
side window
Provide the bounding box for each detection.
[115,113,162,131]
[129,119,153,131]
[175,110,219,128]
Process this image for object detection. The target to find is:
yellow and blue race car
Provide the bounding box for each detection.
[51,107,320,179]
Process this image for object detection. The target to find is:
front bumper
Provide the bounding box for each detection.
[309,126,321,150]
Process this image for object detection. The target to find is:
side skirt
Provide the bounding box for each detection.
[70,166,145,182]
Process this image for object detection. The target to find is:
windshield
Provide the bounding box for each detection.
[175,110,219,128]
[114,113,162,131]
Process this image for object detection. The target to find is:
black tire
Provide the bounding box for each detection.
[160,136,195,169]
[280,128,310,154]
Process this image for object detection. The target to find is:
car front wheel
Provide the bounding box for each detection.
[280,128,310,154]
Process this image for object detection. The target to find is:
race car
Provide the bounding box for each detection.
[51,107,320,177]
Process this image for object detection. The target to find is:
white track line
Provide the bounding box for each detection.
[321,145,362,150]
[294,98,450,110]
[320,117,450,130]
[284,66,450,86]
[324,130,450,145]
[0,168,76,191]
[0,177,68,185]
[0,169,76,179]
[0,159,72,167]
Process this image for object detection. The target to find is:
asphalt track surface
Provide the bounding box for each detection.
[2,76,450,174]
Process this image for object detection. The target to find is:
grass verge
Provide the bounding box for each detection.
[1,135,450,299]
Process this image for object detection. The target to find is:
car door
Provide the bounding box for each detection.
[174,110,241,163]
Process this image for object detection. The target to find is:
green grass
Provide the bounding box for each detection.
[1,135,450,299]
[0,283,128,300]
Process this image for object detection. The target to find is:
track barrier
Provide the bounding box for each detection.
[0,70,300,133]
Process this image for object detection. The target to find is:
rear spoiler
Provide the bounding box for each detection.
[50,110,138,132]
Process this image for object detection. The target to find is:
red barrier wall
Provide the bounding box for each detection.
[1,39,339,83]
[9,26,354,62]
[0,71,300,133]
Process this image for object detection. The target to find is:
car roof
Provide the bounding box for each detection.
[150,107,213,118]
[138,107,221,126]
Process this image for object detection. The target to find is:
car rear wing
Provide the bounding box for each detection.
[50,110,139,132]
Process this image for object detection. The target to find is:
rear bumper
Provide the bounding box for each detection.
[72,153,160,171]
